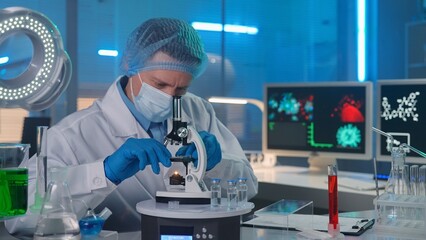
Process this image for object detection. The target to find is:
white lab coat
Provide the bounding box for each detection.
[6,77,258,234]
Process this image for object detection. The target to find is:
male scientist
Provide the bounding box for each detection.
[6,17,258,234]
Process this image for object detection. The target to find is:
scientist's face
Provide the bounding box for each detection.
[127,69,192,101]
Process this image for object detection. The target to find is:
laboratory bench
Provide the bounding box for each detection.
[252,165,383,213]
[3,212,424,240]
[1,166,394,239]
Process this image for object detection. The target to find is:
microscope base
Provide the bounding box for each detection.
[137,199,254,240]
[156,190,211,204]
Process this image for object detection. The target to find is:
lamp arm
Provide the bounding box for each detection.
[208,96,264,112]
[246,99,264,112]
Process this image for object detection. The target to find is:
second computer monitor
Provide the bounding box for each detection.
[376,79,426,164]
[263,81,373,171]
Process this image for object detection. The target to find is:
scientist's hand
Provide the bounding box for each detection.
[176,131,222,171]
[104,138,172,185]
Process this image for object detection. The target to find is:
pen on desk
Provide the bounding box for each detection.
[351,219,374,231]
[363,219,375,230]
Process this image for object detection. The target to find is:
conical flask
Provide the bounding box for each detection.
[385,147,407,195]
[34,167,81,240]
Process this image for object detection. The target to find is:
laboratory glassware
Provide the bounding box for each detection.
[401,165,411,195]
[210,178,221,208]
[328,165,339,236]
[79,207,112,237]
[34,167,81,239]
[326,165,345,239]
[0,143,30,219]
[410,165,419,195]
[419,165,426,196]
[31,126,48,212]
[237,178,248,207]
[385,147,406,195]
[227,179,238,210]
[373,127,426,235]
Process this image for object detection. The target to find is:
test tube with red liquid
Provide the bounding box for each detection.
[328,164,340,237]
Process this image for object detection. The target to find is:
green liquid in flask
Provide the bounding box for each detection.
[0,168,28,218]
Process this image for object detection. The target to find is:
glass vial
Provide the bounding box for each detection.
[227,179,238,210]
[237,178,248,207]
[210,178,221,208]
[34,167,81,239]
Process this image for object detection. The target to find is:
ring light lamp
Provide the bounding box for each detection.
[0,7,71,111]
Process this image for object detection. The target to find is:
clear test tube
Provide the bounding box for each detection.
[396,165,409,218]
[410,165,419,195]
[402,165,411,195]
[419,165,426,196]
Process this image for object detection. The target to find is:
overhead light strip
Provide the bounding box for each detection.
[192,22,258,35]
[357,0,366,82]
[98,49,118,57]
[208,97,248,105]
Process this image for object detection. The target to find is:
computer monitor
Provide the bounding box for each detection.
[376,79,426,164]
[263,81,373,172]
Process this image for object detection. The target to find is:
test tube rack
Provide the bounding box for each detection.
[374,192,426,236]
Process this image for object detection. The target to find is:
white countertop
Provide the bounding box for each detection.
[252,166,386,211]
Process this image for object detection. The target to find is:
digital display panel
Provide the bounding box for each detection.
[160,226,193,240]
[263,82,372,160]
[377,79,426,163]
[161,235,192,240]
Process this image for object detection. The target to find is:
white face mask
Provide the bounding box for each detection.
[131,74,173,122]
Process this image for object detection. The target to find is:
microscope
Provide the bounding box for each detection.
[155,96,211,204]
[137,96,254,239]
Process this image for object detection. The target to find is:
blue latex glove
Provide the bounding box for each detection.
[176,131,222,171]
[104,138,171,185]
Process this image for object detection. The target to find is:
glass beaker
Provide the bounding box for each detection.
[34,167,81,239]
[0,143,30,220]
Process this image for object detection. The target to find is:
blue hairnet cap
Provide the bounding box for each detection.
[120,18,208,79]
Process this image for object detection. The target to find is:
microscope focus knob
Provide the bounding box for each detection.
[177,127,189,138]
